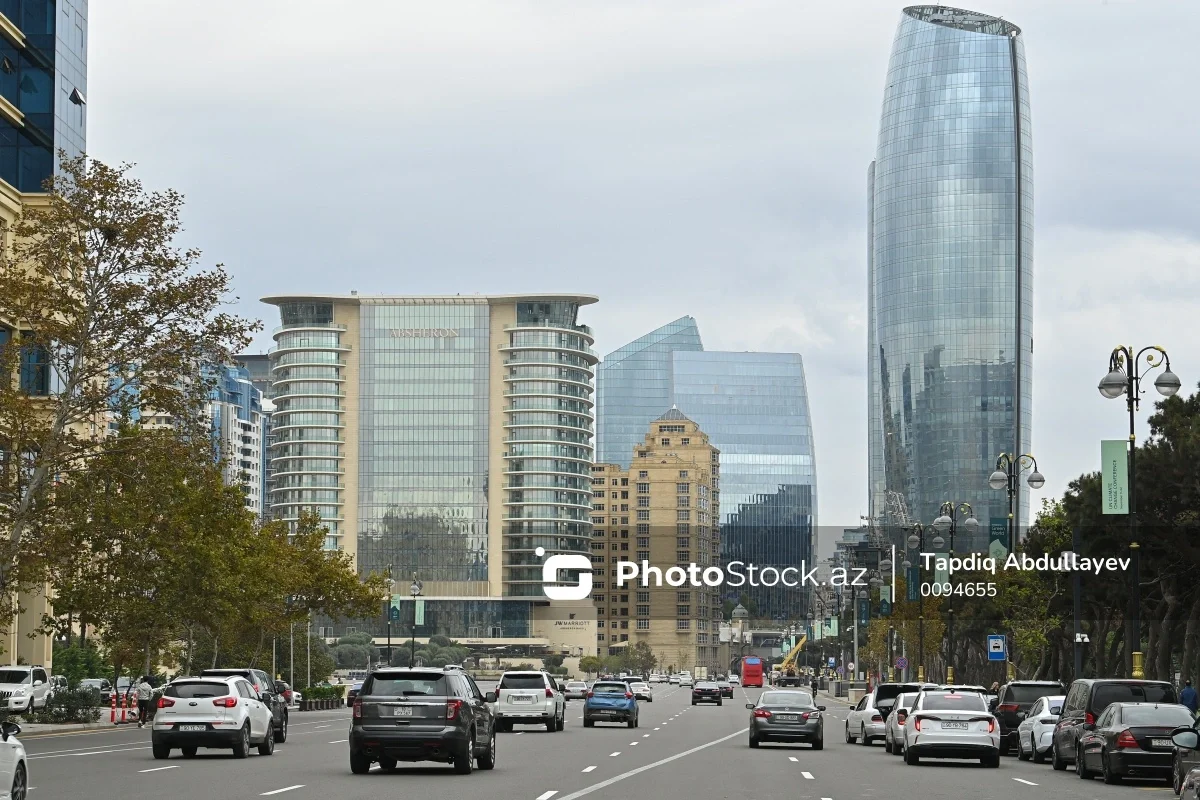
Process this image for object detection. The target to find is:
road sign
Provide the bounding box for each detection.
[836,666,844,675]
[847,662,855,673]
[828,657,836,668]
[987,634,1006,662]
[895,656,908,670]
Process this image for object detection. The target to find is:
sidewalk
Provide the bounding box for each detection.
[16,720,128,737]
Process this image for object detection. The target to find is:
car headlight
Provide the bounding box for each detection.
[12,688,26,696]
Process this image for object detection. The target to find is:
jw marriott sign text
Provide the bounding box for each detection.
[387,328,460,338]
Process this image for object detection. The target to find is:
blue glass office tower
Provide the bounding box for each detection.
[0,1,87,193]
[596,317,702,469]
[672,352,816,621]
[867,6,1033,551]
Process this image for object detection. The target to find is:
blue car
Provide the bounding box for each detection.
[584,680,639,728]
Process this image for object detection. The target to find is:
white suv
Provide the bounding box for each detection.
[152,676,276,759]
[0,720,28,798]
[492,671,565,732]
[0,667,51,713]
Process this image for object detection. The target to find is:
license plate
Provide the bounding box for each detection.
[776,714,798,722]
[382,706,413,717]
[941,721,968,730]
[177,724,206,732]
[510,696,534,703]
[1152,738,1172,748]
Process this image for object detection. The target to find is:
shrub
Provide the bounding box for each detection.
[302,685,347,701]
[29,688,102,724]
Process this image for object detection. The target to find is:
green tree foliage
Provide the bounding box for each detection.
[578,655,602,676]
[51,643,109,687]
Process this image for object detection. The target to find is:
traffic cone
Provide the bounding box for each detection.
[120,693,127,724]
[110,692,116,724]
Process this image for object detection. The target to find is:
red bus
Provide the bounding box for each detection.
[740,656,764,688]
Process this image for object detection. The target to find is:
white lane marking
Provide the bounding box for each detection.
[654,727,660,731]
[260,787,305,796]
[801,771,814,779]
[139,766,179,773]
[25,741,140,757]
[609,751,621,757]
[328,739,347,744]
[313,724,330,729]
[516,731,524,735]
[630,742,638,746]
[1013,778,1038,786]
[582,766,596,773]
[643,734,650,738]
[788,756,798,762]
[30,746,152,760]
[556,729,746,800]
[536,792,559,800]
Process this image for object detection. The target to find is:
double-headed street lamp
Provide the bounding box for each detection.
[988,454,1045,556]
[933,502,979,684]
[901,523,928,683]
[1098,345,1180,679]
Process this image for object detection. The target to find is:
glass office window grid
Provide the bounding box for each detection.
[670,351,816,621]
[503,302,598,596]
[268,302,348,538]
[355,303,491,587]
[596,316,702,468]
[867,5,1033,552]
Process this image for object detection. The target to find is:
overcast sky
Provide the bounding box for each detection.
[88,1,1200,554]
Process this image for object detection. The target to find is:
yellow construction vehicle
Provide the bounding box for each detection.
[776,634,806,686]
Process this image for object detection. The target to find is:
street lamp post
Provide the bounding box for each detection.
[988,453,1045,555]
[1098,345,1180,679]
[409,574,423,667]
[933,502,979,685]
[385,566,395,667]
[902,523,928,683]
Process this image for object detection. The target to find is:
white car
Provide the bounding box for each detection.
[902,689,1000,767]
[669,675,680,685]
[729,675,741,686]
[884,692,919,755]
[679,675,694,688]
[492,671,565,732]
[1015,694,1064,763]
[151,676,276,759]
[563,681,589,701]
[0,720,27,799]
[629,682,653,702]
[0,666,51,713]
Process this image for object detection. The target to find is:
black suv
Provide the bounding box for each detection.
[349,666,496,775]
[1051,678,1176,771]
[200,668,289,743]
[990,680,1065,756]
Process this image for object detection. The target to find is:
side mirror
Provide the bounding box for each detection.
[818,705,827,711]
[0,722,19,741]
[1050,706,1062,715]
[745,703,755,709]
[1172,729,1200,751]
[988,699,998,711]
[485,691,497,703]
[33,680,43,687]
[557,683,566,692]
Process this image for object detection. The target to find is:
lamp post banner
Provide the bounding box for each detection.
[1101,439,1129,514]
[989,519,1008,559]
[907,566,919,601]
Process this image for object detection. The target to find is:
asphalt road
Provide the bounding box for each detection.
[17,683,1177,799]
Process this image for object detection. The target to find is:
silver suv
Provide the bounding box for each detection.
[492,671,565,732]
[0,667,51,713]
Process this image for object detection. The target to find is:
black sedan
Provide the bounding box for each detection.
[716,681,734,698]
[1077,702,1195,784]
[748,690,824,749]
[692,681,723,706]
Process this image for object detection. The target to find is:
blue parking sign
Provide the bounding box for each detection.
[987,634,1006,661]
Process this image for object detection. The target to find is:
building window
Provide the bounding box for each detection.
[637,451,647,458]
[638,471,648,479]
[677,496,690,508]
[676,551,690,563]
[595,595,606,603]
[676,619,690,630]
[620,530,629,539]
[677,537,690,548]
[637,497,649,508]
[637,523,649,535]
[610,491,618,499]
[637,592,650,603]
[637,537,649,548]
[620,542,629,551]
[679,470,689,478]
[621,478,629,486]
[597,632,606,641]
[610,543,618,551]
[677,591,690,602]
[636,482,650,494]
[677,482,690,494]
[677,523,690,535]
[637,510,649,521]
[636,619,649,630]
[611,478,619,486]
[610,556,619,563]
[660,438,670,445]
[611,635,617,641]
[681,438,690,445]
[677,510,690,521]
[620,491,629,499]
[637,550,649,561]
[593,490,605,498]
[620,504,629,512]
[620,634,629,642]
[19,343,49,396]
[620,516,629,524]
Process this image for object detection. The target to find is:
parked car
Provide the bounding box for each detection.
[583,680,638,728]
[1173,716,1200,794]
[563,680,589,700]
[152,676,276,759]
[989,680,1065,756]
[692,681,722,706]
[747,689,824,749]
[0,720,28,799]
[79,678,110,704]
[630,681,653,702]
[902,689,1000,767]
[1076,701,1193,784]
[1015,694,1064,763]
[346,682,364,704]
[1051,679,1177,771]
[716,680,734,698]
[273,680,294,706]
[0,666,52,713]
[492,671,565,732]
[200,668,289,743]
[349,666,496,775]
[884,691,919,755]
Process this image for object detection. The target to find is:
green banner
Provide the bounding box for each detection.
[414,598,426,626]
[989,518,1008,560]
[1101,439,1129,514]
[934,560,949,589]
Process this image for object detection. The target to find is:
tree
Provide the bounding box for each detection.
[51,641,109,688]
[541,654,564,671]
[578,655,602,676]
[623,641,658,676]
[0,156,259,609]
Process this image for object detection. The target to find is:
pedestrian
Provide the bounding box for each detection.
[136,676,153,728]
[1181,679,1197,715]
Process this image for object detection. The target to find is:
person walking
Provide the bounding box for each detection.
[1181,679,1197,716]
[136,676,153,728]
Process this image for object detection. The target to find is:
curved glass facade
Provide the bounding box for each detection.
[867,5,1033,551]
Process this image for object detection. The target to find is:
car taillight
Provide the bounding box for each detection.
[587,691,594,698]
[446,699,463,721]
[897,711,907,724]
[753,709,772,718]
[158,697,175,709]
[353,699,362,719]
[800,712,811,721]
[988,718,996,733]
[1085,711,1095,726]
[212,696,237,708]
[914,717,922,731]
[1116,729,1138,749]
[546,688,554,698]
[997,703,1019,713]
[625,692,633,699]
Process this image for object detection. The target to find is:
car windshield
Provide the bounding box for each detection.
[760,692,813,707]
[1120,705,1195,726]
[1006,684,1064,703]
[592,683,628,694]
[0,671,30,684]
[875,684,911,702]
[717,682,730,687]
[695,682,717,688]
[499,674,547,690]
[165,681,230,699]
[895,692,917,709]
[921,693,987,711]
[81,679,105,688]
[1094,683,1176,711]
[567,682,587,688]
[364,673,448,697]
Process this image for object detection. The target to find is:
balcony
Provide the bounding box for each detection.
[504,321,593,337]
[272,322,348,335]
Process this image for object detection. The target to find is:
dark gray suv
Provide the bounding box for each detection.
[349,667,496,775]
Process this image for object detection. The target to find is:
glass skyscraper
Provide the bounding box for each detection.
[867,5,1033,552]
[596,316,702,468]
[672,352,816,621]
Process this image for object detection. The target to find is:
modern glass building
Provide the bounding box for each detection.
[671,352,817,621]
[595,316,702,469]
[867,5,1033,552]
[206,365,267,519]
[262,294,600,654]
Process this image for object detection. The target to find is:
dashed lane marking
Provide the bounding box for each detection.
[609,752,620,757]
[328,739,347,744]
[1013,779,1038,786]
[631,742,638,746]
[582,766,596,773]
[138,766,179,773]
[536,792,559,800]
[643,734,650,738]
[30,746,152,760]
[516,732,524,735]
[260,787,305,796]
[788,756,798,762]
[801,771,814,779]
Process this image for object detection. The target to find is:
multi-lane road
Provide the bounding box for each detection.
[20,682,1175,799]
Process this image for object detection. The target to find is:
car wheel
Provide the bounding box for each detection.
[649,697,653,703]
[894,740,904,757]
[885,737,893,754]
[812,737,823,751]
[556,708,565,731]
[860,724,868,746]
[277,713,288,743]
[583,717,594,728]
[999,737,1009,757]
[350,750,372,774]
[379,756,398,772]
[845,722,855,744]
[1051,739,1066,771]
[477,727,496,770]
[984,752,1000,768]
[1102,750,1121,784]
[181,746,197,758]
[1174,754,1184,794]
[1017,733,1030,761]
[232,724,250,759]
[257,724,275,756]
[546,713,556,733]
[749,734,760,748]
[497,720,512,733]
[905,746,920,766]
[453,734,475,775]
[1031,734,1045,764]
[1076,746,1092,779]
[10,762,26,800]
[717,699,722,706]
[152,741,171,760]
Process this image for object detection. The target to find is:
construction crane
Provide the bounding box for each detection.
[775,634,807,687]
